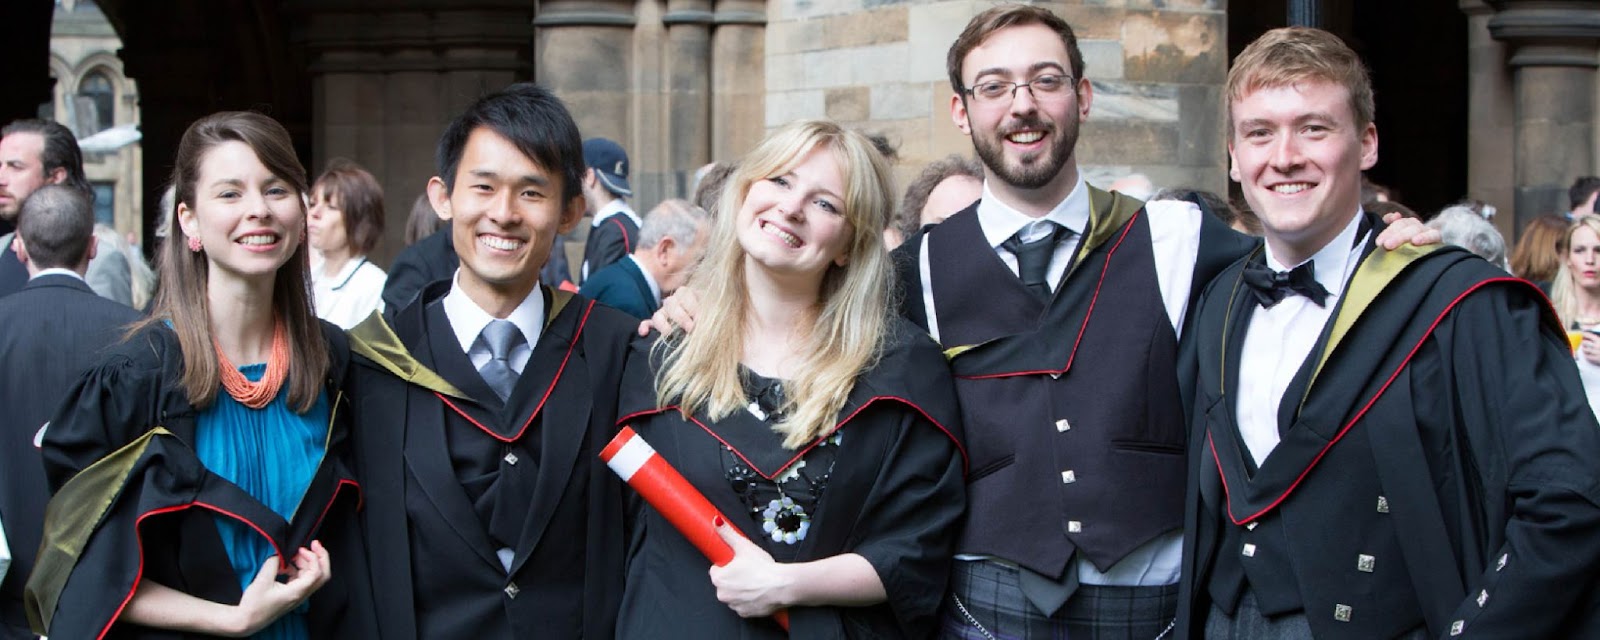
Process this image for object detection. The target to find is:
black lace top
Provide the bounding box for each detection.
[721,368,840,561]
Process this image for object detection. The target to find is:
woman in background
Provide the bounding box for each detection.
[308,158,387,328]
[1510,214,1570,291]
[1551,214,1600,418]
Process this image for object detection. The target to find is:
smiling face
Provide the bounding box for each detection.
[306,185,350,254]
[1570,225,1600,289]
[1228,79,1377,264]
[176,140,305,288]
[430,126,583,311]
[735,145,854,284]
[951,23,1089,195]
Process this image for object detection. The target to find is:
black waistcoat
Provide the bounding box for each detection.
[1192,239,1452,639]
[923,189,1186,577]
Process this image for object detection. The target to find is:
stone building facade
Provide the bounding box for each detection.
[45,0,143,243]
[765,0,1228,198]
[5,0,1598,263]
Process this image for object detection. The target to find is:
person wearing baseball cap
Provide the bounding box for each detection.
[581,137,642,282]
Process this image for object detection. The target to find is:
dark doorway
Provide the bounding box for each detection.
[1227,0,1469,217]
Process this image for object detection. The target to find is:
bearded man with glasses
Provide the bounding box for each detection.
[888,5,1437,639]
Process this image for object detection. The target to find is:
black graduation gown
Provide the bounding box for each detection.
[25,322,369,639]
[343,280,637,640]
[1178,238,1600,638]
[614,320,968,639]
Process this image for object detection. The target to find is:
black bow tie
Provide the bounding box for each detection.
[1241,260,1330,308]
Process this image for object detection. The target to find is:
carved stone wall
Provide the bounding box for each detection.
[764,0,1230,195]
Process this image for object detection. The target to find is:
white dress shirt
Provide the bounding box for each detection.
[440,270,545,572]
[583,200,642,281]
[927,178,1206,587]
[30,267,85,281]
[590,198,641,229]
[441,269,544,376]
[627,254,663,306]
[310,255,387,329]
[1235,212,1369,465]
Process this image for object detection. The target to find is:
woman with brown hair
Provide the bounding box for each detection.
[308,158,388,328]
[27,112,365,639]
[1509,214,1570,290]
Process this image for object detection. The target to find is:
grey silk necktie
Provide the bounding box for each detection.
[477,319,524,401]
[1001,223,1069,301]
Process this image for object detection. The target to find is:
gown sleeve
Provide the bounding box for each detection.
[40,335,167,492]
[1434,283,1600,637]
[838,333,967,638]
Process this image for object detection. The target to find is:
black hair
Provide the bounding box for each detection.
[1570,176,1600,212]
[17,184,94,269]
[2,119,93,202]
[434,83,584,204]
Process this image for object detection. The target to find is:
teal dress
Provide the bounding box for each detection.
[194,364,330,640]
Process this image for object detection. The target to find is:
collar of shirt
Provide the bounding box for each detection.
[591,199,641,228]
[441,269,546,357]
[976,175,1089,248]
[1262,209,1369,303]
[310,253,369,291]
[626,254,662,304]
[30,267,84,282]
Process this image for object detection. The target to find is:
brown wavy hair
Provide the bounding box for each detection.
[312,158,387,256]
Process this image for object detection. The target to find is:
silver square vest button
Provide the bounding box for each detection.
[1333,604,1352,622]
[1357,554,1375,573]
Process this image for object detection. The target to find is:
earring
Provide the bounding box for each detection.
[187,236,202,252]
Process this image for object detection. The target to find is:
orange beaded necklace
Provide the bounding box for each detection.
[215,319,290,409]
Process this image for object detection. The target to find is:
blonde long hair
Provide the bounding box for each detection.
[654,120,896,448]
[1551,215,1600,328]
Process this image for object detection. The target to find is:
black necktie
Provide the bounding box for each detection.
[477,319,525,401]
[1241,260,1330,308]
[1001,224,1068,301]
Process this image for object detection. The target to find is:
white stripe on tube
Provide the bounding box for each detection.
[605,432,656,482]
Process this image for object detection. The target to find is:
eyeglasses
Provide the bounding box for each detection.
[962,74,1075,105]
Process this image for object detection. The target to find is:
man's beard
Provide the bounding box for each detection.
[972,117,1076,190]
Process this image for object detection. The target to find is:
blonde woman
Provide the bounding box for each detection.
[1552,214,1600,416]
[616,120,967,638]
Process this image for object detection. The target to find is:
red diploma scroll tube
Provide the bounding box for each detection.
[602,426,790,631]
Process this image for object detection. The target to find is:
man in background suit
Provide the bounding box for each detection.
[383,223,458,314]
[0,119,132,304]
[0,185,141,638]
[578,198,707,320]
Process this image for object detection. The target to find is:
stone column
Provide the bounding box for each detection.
[535,0,634,276]
[536,0,635,144]
[294,1,535,266]
[1286,0,1324,27]
[1462,0,1517,240]
[1488,0,1600,229]
[664,0,714,199]
[711,0,767,163]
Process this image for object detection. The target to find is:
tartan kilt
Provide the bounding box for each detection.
[939,560,1179,640]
